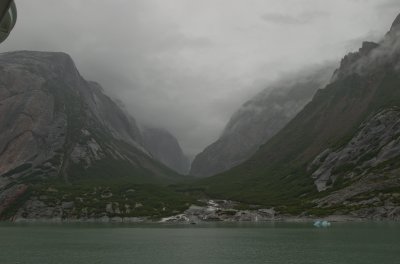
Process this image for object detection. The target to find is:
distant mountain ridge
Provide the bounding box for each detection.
[142,127,190,175]
[190,64,335,177]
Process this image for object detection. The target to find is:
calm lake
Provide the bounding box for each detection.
[0,222,399,264]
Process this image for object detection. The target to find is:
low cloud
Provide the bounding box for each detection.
[376,0,400,10]
[1,0,399,156]
[261,11,328,25]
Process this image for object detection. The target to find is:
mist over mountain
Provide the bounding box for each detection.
[190,64,336,177]
[196,12,400,220]
[3,0,400,157]
[0,51,191,220]
[142,127,190,175]
[2,5,400,223]
[0,50,187,182]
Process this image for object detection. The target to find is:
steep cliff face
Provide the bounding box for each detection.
[197,13,400,219]
[390,13,400,32]
[0,51,180,191]
[0,51,190,220]
[310,108,400,192]
[190,65,334,177]
[142,127,190,175]
[83,81,145,152]
[308,108,400,219]
[0,51,72,179]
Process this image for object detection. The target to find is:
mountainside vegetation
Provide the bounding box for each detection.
[191,14,400,218]
[2,13,400,222]
[0,51,192,221]
[190,65,335,178]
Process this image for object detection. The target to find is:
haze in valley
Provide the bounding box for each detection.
[2,0,400,157]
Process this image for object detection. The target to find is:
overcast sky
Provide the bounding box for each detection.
[1,0,400,156]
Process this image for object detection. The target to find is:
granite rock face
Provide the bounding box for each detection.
[0,52,72,179]
[309,108,400,216]
[310,108,400,192]
[0,51,182,217]
[190,65,335,177]
[390,13,400,32]
[142,127,190,175]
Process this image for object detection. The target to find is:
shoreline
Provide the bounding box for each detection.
[6,199,400,224]
[3,214,387,225]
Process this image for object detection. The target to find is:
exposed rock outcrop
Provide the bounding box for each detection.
[160,199,277,223]
[390,13,400,32]
[310,108,400,192]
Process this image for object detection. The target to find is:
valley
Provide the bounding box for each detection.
[1,12,400,223]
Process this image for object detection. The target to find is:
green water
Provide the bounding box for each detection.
[0,222,399,264]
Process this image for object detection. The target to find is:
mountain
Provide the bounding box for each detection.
[0,51,179,184]
[0,51,191,221]
[190,65,335,177]
[196,13,400,219]
[142,127,190,175]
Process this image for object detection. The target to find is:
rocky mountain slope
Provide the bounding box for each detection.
[142,127,190,175]
[196,13,400,220]
[0,51,189,220]
[190,65,334,177]
[2,13,400,222]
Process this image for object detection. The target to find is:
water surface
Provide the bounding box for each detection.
[0,222,399,264]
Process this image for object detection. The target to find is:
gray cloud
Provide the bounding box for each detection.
[0,0,399,156]
[376,0,400,10]
[261,11,328,25]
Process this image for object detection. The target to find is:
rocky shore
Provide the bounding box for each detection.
[8,199,400,224]
[159,200,394,224]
